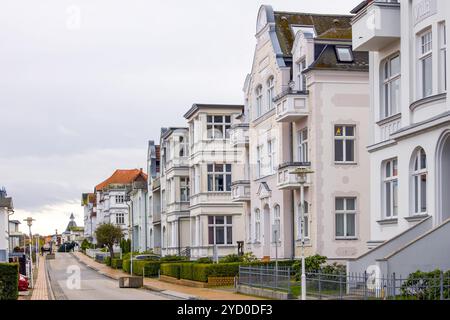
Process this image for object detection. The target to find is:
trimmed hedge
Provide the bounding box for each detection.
[161,262,241,283]
[0,263,19,300]
[111,259,123,269]
[104,257,111,266]
[122,260,161,277]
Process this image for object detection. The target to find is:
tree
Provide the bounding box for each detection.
[95,223,123,260]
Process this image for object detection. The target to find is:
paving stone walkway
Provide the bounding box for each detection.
[30,256,49,300]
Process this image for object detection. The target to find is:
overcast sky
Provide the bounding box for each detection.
[0,0,361,235]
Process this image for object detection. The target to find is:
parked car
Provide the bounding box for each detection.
[18,274,29,291]
[134,254,160,261]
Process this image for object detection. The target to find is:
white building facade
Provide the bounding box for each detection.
[239,5,371,261]
[349,0,450,276]
[82,193,97,244]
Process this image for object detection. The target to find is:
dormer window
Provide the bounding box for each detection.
[336,47,353,62]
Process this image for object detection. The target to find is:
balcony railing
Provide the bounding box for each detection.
[230,123,249,147]
[277,162,312,190]
[351,0,400,52]
[274,90,309,122]
[190,192,232,206]
[231,180,251,202]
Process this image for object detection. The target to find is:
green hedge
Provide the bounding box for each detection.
[0,263,19,300]
[161,262,240,282]
[111,259,123,269]
[122,260,161,277]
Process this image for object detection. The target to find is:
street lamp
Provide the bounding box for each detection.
[290,167,314,301]
[23,217,35,289]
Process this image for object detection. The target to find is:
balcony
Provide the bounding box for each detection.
[190,192,232,207]
[351,1,400,52]
[230,124,249,147]
[231,180,251,202]
[277,162,312,190]
[274,90,309,123]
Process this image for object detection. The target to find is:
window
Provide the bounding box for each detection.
[412,148,427,215]
[180,177,190,202]
[440,22,447,93]
[207,164,232,192]
[256,146,262,178]
[267,77,275,110]
[383,159,398,218]
[419,30,433,98]
[256,85,263,117]
[297,59,307,91]
[297,201,309,240]
[207,115,231,139]
[273,205,281,242]
[335,198,356,239]
[116,213,125,225]
[268,139,277,173]
[194,166,200,194]
[179,136,189,157]
[334,125,355,163]
[116,195,124,204]
[255,210,261,242]
[336,46,353,62]
[297,128,309,162]
[382,55,401,119]
[208,216,232,245]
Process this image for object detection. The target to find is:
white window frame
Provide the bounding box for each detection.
[336,46,354,62]
[439,22,447,93]
[297,201,309,240]
[208,216,232,245]
[381,54,401,119]
[207,164,232,192]
[116,195,124,204]
[180,177,190,202]
[297,59,307,91]
[418,29,433,99]
[207,115,231,140]
[256,85,263,117]
[335,198,357,239]
[116,212,125,225]
[267,77,275,110]
[256,146,262,178]
[255,209,261,242]
[297,128,309,162]
[334,125,356,163]
[383,158,398,219]
[411,148,427,216]
[267,139,277,173]
[179,136,189,157]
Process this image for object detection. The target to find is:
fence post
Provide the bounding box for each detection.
[392,273,396,299]
[364,271,368,300]
[318,272,322,300]
[275,266,278,291]
[440,270,444,301]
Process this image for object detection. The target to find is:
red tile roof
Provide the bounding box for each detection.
[95,169,148,192]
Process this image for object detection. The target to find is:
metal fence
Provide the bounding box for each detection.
[238,266,292,294]
[237,266,450,300]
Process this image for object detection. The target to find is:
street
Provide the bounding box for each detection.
[46,253,171,300]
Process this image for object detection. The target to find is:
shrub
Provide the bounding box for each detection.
[192,263,241,282]
[143,261,161,277]
[195,257,213,264]
[179,263,194,280]
[219,254,242,263]
[401,270,450,300]
[160,263,181,279]
[104,256,111,266]
[160,255,188,262]
[111,259,123,269]
[122,252,141,261]
[0,263,19,300]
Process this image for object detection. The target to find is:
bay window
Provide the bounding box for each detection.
[298,128,308,162]
[208,216,232,245]
[180,177,190,202]
[207,164,232,192]
[207,115,231,139]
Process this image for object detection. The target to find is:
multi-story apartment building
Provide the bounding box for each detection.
[81,193,97,243]
[239,5,371,261]
[0,189,13,262]
[184,104,246,258]
[147,141,161,254]
[94,169,148,240]
[8,220,21,251]
[159,127,191,256]
[349,0,450,276]
[128,174,148,252]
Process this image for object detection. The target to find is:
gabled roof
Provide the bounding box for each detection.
[183,104,244,119]
[95,169,148,192]
[273,11,352,56]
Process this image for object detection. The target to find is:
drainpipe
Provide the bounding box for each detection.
[290,122,295,260]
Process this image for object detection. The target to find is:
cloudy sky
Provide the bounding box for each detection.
[0,0,360,235]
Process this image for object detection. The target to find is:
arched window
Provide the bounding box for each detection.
[255,85,263,118]
[255,209,261,242]
[412,148,427,215]
[297,201,309,240]
[273,205,281,242]
[267,77,275,110]
[383,158,398,218]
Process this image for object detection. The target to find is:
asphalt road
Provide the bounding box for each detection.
[46,252,171,300]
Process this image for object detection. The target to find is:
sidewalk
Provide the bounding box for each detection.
[30,256,50,300]
[73,252,262,300]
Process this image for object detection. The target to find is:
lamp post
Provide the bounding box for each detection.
[291,167,313,301]
[23,217,35,289]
